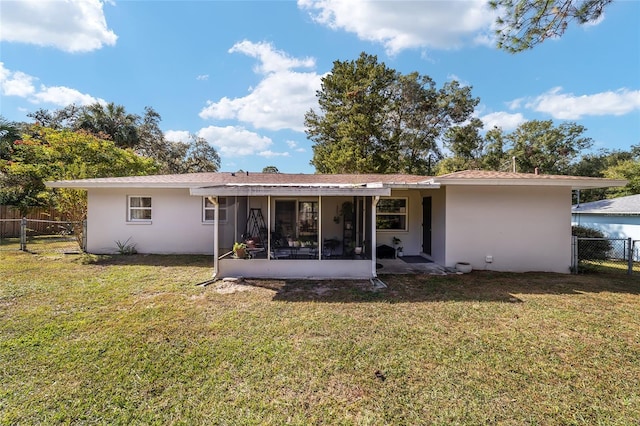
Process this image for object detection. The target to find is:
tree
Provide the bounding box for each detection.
[482,126,510,171]
[75,102,140,149]
[305,52,478,174]
[306,53,397,173]
[27,104,81,130]
[436,120,593,176]
[490,0,613,52]
[0,126,157,215]
[570,148,634,202]
[262,166,280,173]
[505,120,592,174]
[0,116,21,161]
[181,136,221,173]
[437,118,486,174]
[603,159,640,197]
[25,103,222,175]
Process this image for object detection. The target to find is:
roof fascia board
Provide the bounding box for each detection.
[45,181,199,189]
[190,186,391,197]
[436,178,627,190]
[385,183,441,189]
[572,211,639,216]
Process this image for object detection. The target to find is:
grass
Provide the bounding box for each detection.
[580,259,640,274]
[1,251,639,425]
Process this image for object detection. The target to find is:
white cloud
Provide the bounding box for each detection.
[0,63,36,97]
[526,87,640,119]
[258,150,290,158]
[480,111,526,131]
[229,40,316,73]
[164,130,191,143]
[199,40,323,132]
[507,98,524,110]
[0,0,117,53]
[197,125,273,157]
[196,75,209,81]
[32,85,104,106]
[287,140,306,152]
[0,62,102,106]
[447,73,470,87]
[298,0,496,54]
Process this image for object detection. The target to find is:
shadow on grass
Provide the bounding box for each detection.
[54,254,640,303]
[85,254,215,267]
[243,270,640,303]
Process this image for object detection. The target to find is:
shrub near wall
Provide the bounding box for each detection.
[572,225,612,261]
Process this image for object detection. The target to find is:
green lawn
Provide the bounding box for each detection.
[1,251,639,425]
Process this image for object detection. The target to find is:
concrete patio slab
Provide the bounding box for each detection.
[376,258,450,275]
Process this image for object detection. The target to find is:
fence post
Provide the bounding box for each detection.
[571,235,578,274]
[20,217,27,251]
[628,237,633,276]
[82,219,87,252]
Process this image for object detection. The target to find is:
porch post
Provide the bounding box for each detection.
[318,195,322,260]
[267,195,271,260]
[207,196,220,279]
[371,196,380,278]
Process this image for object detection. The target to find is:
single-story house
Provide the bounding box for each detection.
[47,170,625,279]
[572,194,640,242]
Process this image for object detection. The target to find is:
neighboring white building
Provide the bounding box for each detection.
[48,170,625,279]
[572,194,640,242]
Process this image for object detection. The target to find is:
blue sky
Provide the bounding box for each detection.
[1,0,638,174]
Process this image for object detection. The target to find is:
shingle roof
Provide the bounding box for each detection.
[46,170,626,190]
[48,172,431,187]
[438,170,603,181]
[572,194,640,215]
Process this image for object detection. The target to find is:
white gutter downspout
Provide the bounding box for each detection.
[208,196,220,281]
[370,196,386,288]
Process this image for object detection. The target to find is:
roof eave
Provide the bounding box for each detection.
[435,178,628,190]
[190,186,392,197]
[45,181,201,189]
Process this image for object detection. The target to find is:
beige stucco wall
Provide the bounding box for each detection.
[86,188,235,254]
[444,185,572,273]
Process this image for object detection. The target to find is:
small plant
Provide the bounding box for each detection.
[233,242,247,259]
[115,237,137,255]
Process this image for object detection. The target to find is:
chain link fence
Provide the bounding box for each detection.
[572,236,638,275]
[0,218,85,254]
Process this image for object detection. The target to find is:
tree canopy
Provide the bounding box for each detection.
[305,52,478,174]
[28,103,220,175]
[262,166,280,173]
[490,0,613,52]
[437,119,592,175]
[0,126,157,215]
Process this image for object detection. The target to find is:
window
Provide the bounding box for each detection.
[128,196,152,221]
[376,198,407,230]
[298,201,318,237]
[203,197,227,222]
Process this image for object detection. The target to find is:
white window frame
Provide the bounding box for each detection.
[127,195,152,222]
[203,197,227,223]
[376,197,408,231]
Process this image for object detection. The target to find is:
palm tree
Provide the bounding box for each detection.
[76,102,140,149]
[0,116,21,160]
